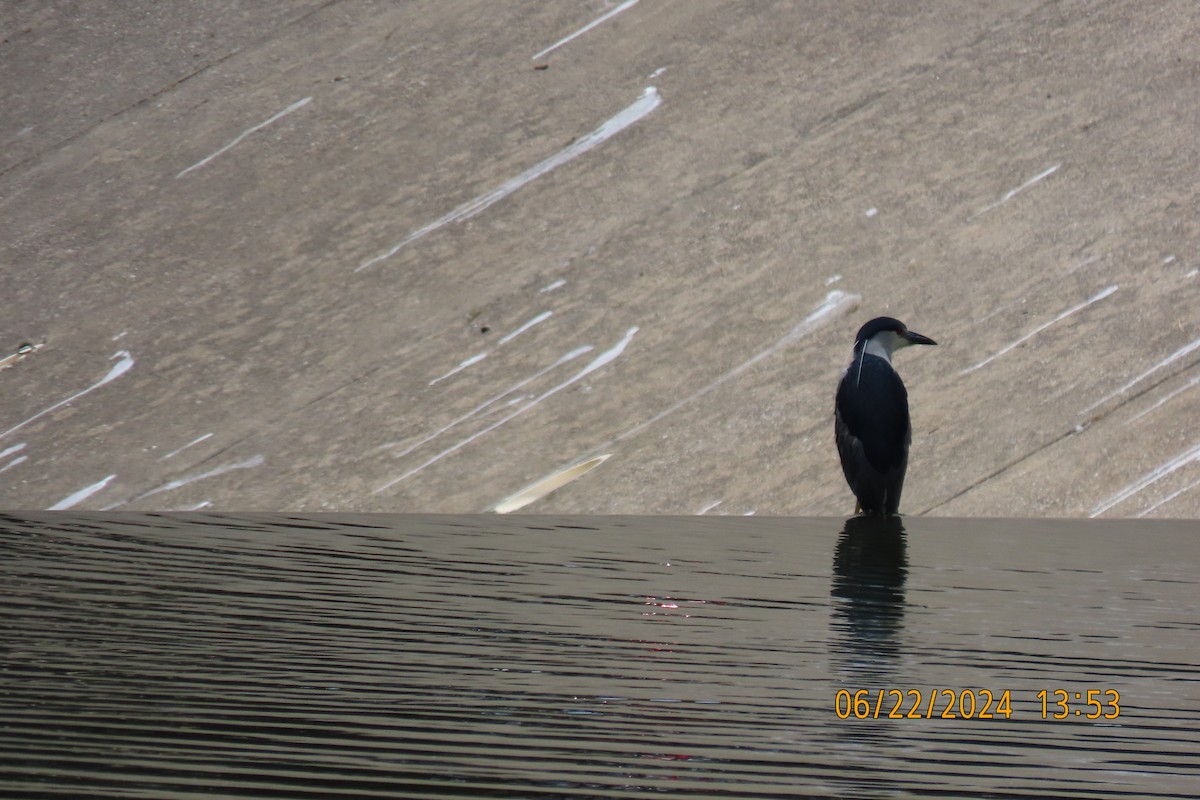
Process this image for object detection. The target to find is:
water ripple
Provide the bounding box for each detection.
[1,513,1197,798]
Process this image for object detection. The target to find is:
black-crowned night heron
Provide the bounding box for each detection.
[835,317,936,516]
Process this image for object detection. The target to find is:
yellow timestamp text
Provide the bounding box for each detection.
[1037,689,1120,719]
[834,688,1121,720]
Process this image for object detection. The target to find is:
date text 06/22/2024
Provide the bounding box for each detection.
[834,689,1121,720]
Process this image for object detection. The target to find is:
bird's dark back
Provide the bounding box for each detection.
[837,354,911,474]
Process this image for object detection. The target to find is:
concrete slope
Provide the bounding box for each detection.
[2,1,1197,517]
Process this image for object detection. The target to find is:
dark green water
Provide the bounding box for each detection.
[1,513,1197,798]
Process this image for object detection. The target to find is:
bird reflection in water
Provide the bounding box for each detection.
[830,515,908,679]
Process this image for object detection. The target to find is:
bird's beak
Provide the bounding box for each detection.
[904,330,937,346]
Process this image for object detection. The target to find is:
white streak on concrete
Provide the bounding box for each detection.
[112,330,128,341]
[864,207,878,218]
[539,278,567,293]
[648,66,667,79]
[381,346,593,457]
[532,0,640,61]
[1136,474,1200,518]
[498,311,553,345]
[1186,268,1198,279]
[1067,254,1100,274]
[0,443,26,460]
[491,396,529,413]
[961,285,1117,375]
[49,474,116,510]
[972,163,1061,218]
[978,295,1027,325]
[356,87,661,272]
[697,499,723,514]
[1090,442,1200,517]
[160,432,214,461]
[429,312,552,386]
[376,328,638,494]
[0,351,134,441]
[136,455,265,501]
[429,352,488,386]
[176,96,312,178]
[177,500,214,511]
[0,455,27,474]
[1125,372,1200,425]
[611,290,858,445]
[825,274,842,285]
[492,454,612,513]
[1084,335,1200,413]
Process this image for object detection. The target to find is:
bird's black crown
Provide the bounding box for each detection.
[853,317,909,346]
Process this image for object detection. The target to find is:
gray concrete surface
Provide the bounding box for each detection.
[2,0,1197,517]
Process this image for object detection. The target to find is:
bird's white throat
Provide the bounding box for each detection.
[862,331,906,364]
